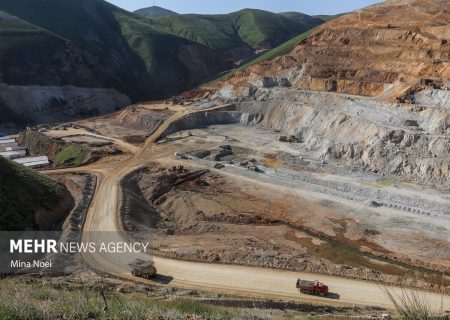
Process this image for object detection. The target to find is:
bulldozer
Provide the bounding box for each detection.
[129,259,157,279]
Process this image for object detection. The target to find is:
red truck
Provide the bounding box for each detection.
[296,279,329,296]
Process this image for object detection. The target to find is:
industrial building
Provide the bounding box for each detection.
[0,135,50,168]
[13,156,50,168]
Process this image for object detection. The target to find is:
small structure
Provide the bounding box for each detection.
[13,156,50,168]
[0,150,27,159]
[0,139,16,145]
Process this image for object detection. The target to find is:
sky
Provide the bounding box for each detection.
[105,0,382,15]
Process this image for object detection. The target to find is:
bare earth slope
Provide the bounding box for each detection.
[218,0,450,98]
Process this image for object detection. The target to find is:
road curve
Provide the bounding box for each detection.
[77,105,450,310]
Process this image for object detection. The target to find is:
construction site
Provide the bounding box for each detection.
[1,0,450,315]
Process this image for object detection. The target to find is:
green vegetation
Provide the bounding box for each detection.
[0,2,334,126]
[0,279,269,320]
[0,0,222,103]
[147,9,323,51]
[19,131,89,168]
[383,288,440,320]
[0,11,76,87]
[0,157,66,230]
[212,29,314,83]
[314,13,346,22]
[133,6,177,18]
[55,144,88,167]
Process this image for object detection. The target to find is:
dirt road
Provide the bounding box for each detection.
[74,104,450,310]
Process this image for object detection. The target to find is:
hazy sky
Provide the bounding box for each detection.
[106,0,382,15]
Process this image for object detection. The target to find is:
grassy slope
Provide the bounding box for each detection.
[148,9,323,51]
[0,278,351,319]
[55,145,88,167]
[0,11,87,88]
[314,13,346,22]
[0,279,253,320]
[19,131,89,168]
[0,157,66,230]
[133,5,177,18]
[0,0,217,101]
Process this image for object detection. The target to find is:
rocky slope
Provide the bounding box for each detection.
[202,0,450,188]
[217,0,450,99]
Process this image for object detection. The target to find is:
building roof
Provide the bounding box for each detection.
[13,156,49,164]
[22,160,50,167]
[0,150,27,158]
[0,139,16,144]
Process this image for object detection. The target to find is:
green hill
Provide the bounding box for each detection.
[279,12,325,29]
[314,13,346,22]
[138,8,324,51]
[0,2,326,127]
[0,11,98,88]
[0,157,72,230]
[0,0,227,112]
[134,6,177,18]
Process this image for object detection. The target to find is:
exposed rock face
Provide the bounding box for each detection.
[218,0,450,99]
[200,0,450,188]
[231,88,450,187]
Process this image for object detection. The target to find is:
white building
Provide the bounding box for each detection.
[13,156,50,168]
[0,150,27,159]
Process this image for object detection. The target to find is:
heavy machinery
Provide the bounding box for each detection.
[296,279,329,296]
[129,259,157,279]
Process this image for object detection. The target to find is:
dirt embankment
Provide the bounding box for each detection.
[120,164,449,293]
[79,104,175,144]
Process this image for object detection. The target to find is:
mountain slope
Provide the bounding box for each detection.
[215,0,450,99]
[0,0,227,126]
[0,157,72,230]
[0,11,98,88]
[279,12,325,30]
[137,8,324,52]
[134,6,177,18]
[0,1,325,128]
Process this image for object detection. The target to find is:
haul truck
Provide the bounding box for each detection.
[129,259,157,279]
[296,279,329,296]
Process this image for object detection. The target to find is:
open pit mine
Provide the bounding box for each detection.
[1,0,450,317]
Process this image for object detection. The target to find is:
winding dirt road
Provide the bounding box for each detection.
[62,104,450,310]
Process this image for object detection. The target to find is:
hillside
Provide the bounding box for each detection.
[0,1,327,128]
[0,157,73,230]
[0,0,227,127]
[133,5,177,18]
[279,12,325,29]
[138,8,324,53]
[215,0,450,99]
[0,11,98,87]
